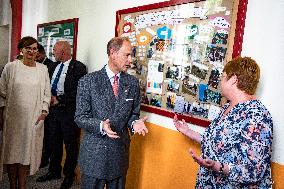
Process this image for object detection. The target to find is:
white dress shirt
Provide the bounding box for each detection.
[50,59,71,96]
[105,63,120,85]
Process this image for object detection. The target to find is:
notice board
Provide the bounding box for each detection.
[37,18,79,61]
[116,0,248,127]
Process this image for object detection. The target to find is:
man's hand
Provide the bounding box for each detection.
[173,114,190,135]
[103,119,120,139]
[133,116,148,136]
[50,96,59,106]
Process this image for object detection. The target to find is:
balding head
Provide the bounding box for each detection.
[53,41,72,62]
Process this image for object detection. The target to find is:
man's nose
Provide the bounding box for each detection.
[128,55,132,63]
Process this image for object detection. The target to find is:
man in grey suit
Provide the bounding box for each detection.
[75,37,148,189]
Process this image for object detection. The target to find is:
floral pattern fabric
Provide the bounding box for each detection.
[196,100,273,189]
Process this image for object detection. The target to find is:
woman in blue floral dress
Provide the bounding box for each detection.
[174,57,273,188]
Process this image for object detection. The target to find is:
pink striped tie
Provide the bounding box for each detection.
[112,74,118,97]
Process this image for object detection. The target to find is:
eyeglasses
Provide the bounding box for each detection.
[24,46,38,52]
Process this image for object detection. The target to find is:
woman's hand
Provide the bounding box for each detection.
[189,149,228,174]
[173,114,190,135]
[35,111,48,125]
[189,149,216,170]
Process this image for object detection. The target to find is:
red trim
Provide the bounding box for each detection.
[232,0,248,58]
[10,0,22,60]
[73,18,79,59]
[141,105,211,127]
[116,0,248,127]
[117,0,204,15]
[37,18,79,59]
[115,11,120,37]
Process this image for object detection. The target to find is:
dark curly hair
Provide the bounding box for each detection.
[17,36,38,50]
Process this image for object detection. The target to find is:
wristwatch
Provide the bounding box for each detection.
[218,162,224,174]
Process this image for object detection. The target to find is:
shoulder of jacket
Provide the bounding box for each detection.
[123,73,139,83]
[80,71,96,81]
[72,59,85,66]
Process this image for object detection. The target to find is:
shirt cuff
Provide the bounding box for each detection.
[131,120,139,133]
[100,121,106,135]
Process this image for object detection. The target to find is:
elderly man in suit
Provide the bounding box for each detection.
[75,37,148,189]
[37,41,87,189]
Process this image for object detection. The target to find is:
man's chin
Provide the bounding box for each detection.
[122,68,129,73]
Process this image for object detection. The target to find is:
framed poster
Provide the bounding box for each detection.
[116,0,248,127]
[37,18,79,61]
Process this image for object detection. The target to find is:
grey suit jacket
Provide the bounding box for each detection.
[75,66,140,179]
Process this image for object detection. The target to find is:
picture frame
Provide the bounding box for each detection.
[37,18,79,61]
[116,0,248,127]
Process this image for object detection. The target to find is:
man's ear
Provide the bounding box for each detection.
[109,49,117,60]
[109,48,116,56]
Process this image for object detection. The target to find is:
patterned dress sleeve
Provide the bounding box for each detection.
[227,106,273,184]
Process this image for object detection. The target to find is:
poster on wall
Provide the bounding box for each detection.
[37,18,79,61]
[116,0,247,127]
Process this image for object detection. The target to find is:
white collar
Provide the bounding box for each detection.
[105,64,120,79]
[61,58,72,65]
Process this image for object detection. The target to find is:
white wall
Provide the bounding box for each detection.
[21,0,49,38]
[21,0,284,164]
[241,0,284,164]
[22,0,167,71]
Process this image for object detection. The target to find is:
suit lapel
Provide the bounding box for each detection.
[101,68,116,114]
[118,73,129,100]
[113,73,130,113]
[50,61,60,77]
[65,59,74,80]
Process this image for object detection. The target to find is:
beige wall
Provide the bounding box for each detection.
[0,25,9,72]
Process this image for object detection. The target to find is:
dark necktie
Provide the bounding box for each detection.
[51,63,64,96]
[112,74,119,97]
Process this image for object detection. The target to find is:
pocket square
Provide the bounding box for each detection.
[126,98,133,101]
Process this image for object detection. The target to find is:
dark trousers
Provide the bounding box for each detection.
[81,174,126,189]
[47,107,80,178]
